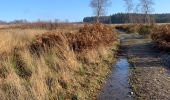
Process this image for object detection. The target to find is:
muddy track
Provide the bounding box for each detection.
[97,57,133,100]
[98,31,170,100]
[120,32,170,100]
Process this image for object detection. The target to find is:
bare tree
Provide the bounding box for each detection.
[124,0,133,23]
[90,0,111,23]
[133,4,144,23]
[139,0,154,24]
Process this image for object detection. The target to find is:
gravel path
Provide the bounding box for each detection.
[120,33,170,100]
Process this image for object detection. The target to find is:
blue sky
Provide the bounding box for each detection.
[0,0,169,22]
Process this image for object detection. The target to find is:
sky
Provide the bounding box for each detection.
[0,0,169,22]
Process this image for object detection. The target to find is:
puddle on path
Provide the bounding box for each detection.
[97,57,133,100]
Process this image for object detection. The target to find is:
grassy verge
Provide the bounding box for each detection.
[0,24,118,100]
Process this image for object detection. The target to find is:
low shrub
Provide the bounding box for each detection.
[115,25,128,32]
[30,32,68,55]
[151,25,170,50]
[115,24,139,33]
[138,25,155,35]
[116,24,156,36]
[68,23,117,51]
[30,23,117,53]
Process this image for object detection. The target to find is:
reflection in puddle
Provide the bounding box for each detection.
[98,57,133,100]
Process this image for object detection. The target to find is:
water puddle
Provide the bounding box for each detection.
[97,57,133,100]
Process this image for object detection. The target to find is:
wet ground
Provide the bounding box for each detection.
[121,32,170,100]
[98,31,170,100]
[97,32,136,100]
[97,57,133,100]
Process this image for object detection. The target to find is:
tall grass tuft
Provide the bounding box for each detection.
[0,24,118,100]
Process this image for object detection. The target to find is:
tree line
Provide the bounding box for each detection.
[83,13,170,24]
[89,0,159,24]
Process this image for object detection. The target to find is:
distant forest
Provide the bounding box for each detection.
[83,13,170,24]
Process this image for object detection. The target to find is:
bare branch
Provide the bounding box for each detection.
[139,0,154,24]
[90,0,111,23]
[124,0,134,23]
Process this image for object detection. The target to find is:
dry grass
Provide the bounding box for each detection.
[3,23,82,33]
[0,29,48,54]
[151,25,170,50]
[0,24,118,100]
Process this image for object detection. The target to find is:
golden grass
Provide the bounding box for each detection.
[0,29,48,54]
[0,24,118,100]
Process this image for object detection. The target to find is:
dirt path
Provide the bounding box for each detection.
[120,32,170,100]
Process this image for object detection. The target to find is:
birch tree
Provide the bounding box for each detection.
[139,0,154,24]
[90,0,111,23]
[124,0,133,23]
